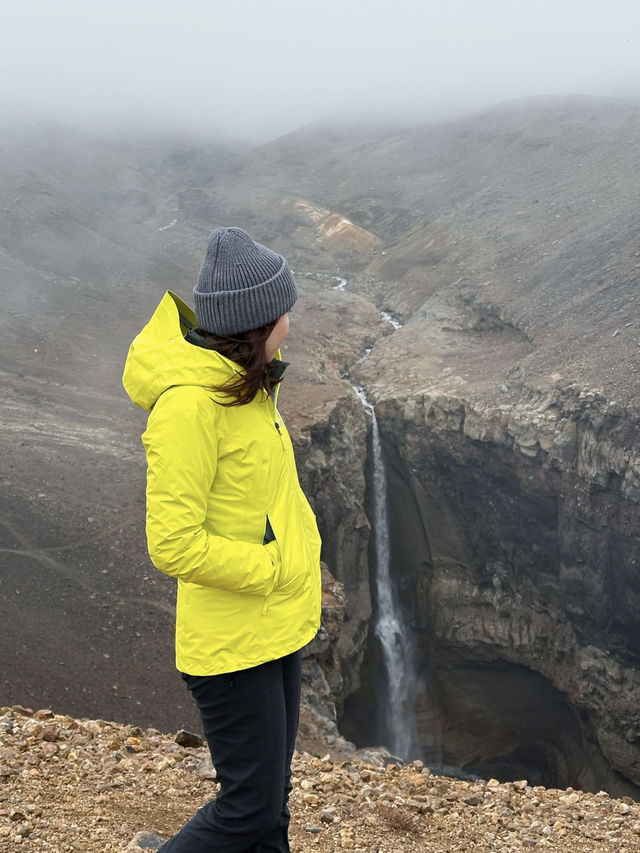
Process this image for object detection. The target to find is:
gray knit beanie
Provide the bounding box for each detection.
[193,227,297,335]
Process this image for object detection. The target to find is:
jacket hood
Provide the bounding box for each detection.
[122,291,242,412]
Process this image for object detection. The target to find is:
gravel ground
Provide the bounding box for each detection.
[1,705,639,852]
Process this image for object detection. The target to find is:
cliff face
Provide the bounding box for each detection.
[293,394,371,703]
[340,367,640,796]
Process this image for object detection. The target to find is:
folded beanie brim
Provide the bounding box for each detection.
[194,254,297,335]
[193,228,298,335]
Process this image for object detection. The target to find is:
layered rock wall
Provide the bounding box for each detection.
[292,392,372,704]
[360,382,640,795]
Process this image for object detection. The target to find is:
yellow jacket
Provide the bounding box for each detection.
[122,291,322,674]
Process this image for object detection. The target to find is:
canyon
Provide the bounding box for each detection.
[1,95,640,797]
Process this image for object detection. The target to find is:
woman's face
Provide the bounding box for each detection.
[265,313,290,361]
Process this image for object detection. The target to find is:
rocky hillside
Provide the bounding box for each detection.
[0,119,379,731]
[2,704,640,852]
[2,95,640,796]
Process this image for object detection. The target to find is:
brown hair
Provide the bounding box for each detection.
[196,320,281,406]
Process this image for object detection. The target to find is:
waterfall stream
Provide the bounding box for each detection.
[322,270,417,757]
[354,386,418,759]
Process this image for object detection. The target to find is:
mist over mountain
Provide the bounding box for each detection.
[3,0,640,142]
[2,95,640,794]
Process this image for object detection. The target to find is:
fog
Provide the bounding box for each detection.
[2,0,640,142]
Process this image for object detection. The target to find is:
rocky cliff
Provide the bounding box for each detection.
[344,369,640,796]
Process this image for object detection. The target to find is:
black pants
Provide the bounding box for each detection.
[159,650,301,853]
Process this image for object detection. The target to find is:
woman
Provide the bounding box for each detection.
[122,227,322,852]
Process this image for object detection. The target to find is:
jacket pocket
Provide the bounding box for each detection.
[262,513,281,615]
[263,513,276,545]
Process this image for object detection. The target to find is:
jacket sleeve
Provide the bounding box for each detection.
[142,388,280,594]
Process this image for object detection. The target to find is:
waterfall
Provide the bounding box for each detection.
[354,387,418,759]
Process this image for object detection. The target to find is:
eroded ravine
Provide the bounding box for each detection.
[316,277,640,798]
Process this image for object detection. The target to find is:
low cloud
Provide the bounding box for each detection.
[2,0,639,141]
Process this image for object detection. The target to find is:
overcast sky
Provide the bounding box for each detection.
[2,0,640,142]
